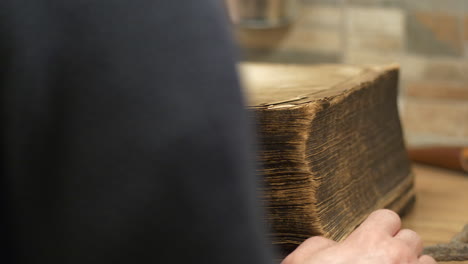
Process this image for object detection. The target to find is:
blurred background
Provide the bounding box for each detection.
[230,0,468,148]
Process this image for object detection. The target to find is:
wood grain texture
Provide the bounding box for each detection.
[402,164,468,264]
[243,63,414,254]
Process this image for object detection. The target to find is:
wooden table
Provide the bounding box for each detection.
[402,164,468,263]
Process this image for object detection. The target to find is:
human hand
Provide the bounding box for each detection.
[282,209,437,264]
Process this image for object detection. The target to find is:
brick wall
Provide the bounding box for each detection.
[236,0,468,147]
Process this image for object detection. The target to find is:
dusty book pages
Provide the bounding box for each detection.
[241,63,415,254]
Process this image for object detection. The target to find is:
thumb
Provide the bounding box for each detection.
[282,236,336,264]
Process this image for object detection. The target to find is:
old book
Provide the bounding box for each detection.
[241,63,415,254]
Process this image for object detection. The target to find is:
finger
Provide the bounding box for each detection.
[394,229,423,255]
[282,236,336,264]
[418,254,437,264]
[350,209,401,238]
[292,236,336,255]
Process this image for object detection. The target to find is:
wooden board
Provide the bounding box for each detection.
[403,164,468,264]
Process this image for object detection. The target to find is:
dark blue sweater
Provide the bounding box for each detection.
[0,1,273,263]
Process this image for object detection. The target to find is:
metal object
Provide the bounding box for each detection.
[226,0,298,29]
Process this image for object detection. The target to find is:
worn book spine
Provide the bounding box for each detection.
[252,66,415,254]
